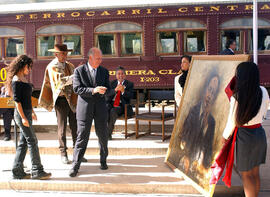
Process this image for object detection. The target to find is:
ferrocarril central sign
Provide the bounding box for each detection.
[14,3,270,20]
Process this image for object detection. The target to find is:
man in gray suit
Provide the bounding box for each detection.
[69,48,111,177]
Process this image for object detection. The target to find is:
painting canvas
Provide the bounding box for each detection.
[165,55,249,196]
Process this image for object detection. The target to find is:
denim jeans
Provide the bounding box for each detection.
[12,109,44,177]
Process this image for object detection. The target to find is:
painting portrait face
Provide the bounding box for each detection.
[203,76,219,111]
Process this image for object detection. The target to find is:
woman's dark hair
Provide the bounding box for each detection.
[226,39,235,49]
[234,62,262,126]
[6,55,33,96]
[181,55,192,63]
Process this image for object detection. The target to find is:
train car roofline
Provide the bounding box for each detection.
[0,0,269,14]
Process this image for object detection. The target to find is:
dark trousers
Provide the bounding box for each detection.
[108,106,124,136]
[72,102,108,171]
[55,97,77,156]
[0,108,14,137]
[13,109,44,176]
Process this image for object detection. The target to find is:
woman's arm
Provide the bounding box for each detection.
[222,97,237,140]
[32,108,37,121]
[15,102,29,127]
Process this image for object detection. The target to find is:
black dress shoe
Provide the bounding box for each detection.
[81,157,87,162]
[69,169,78,177]
[100,162,108,170]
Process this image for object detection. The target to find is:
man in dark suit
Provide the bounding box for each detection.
[106,66,134,140]
[69,48,111,177]
[220,39,236,55]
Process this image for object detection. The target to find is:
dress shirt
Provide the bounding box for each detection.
[87,62,96,85]
[174,74,183,107]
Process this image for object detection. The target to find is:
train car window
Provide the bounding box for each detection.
[221,18,270,29]
[63,35,81,55]
[221,18,270,54]
[157,20,205,29]
[95,22,142,57]
[0,27,24,59]
[0,27,24,36]
[157,19,206,55]
[6,37,24,57]
[157,32,178,54]
[121,33,142,55]
[96,34,116,55]
[95,22,141,32]
[184,31,205,53]
[37,36,55,57]
[37,25,81,34]
[220,30,242,52]
[37,24,82,58]
[249,29,270,52]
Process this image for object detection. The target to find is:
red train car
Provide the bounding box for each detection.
[0,0,269,92]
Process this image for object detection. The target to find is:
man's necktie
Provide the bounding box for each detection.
[113,91,121,107]
[91,69,96,86]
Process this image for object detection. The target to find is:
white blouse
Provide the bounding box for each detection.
[223,86,269,139]
[174,74,183,107]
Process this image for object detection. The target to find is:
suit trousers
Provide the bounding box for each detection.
[55,97,77,156]
[72,101,108,171]
[0,108,14,137]
[108,106,124,136]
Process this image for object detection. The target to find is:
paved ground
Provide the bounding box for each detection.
[0,108,269,196]
[0,190,204,197]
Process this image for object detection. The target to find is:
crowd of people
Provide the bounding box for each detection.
[1,38,268,197]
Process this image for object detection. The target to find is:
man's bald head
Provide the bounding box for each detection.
[88,47,103,69]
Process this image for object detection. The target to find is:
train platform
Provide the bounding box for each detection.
[0,132,243,196]
[0,109,269,196]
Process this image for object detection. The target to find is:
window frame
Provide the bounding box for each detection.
[248,28,270,54]
[220,17,270,54]
[94,33,117,57]
[94,21,143,57]
[36,24,83,59]
[0,26,25,60]
[183,30,207,55]
[4,36,25,58]
[120,32,143,57]
[156,31,179,56]
[219,29,244,54]
[156,19,207,56]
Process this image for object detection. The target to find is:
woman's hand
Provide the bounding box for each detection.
[221,137,228,145]
[22,118,30,127]
[32,112,37,121]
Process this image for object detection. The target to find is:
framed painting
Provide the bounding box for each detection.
[165,55,250,197]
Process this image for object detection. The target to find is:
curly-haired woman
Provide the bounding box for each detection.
[6,55,51,180]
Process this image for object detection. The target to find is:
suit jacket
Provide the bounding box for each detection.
[180,102,215,169]
[39,58,77,112]
[73,63,111,121]
[106,79,134,116]
[220,48,234,55]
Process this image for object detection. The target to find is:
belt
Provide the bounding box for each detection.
[57,96,66,99]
